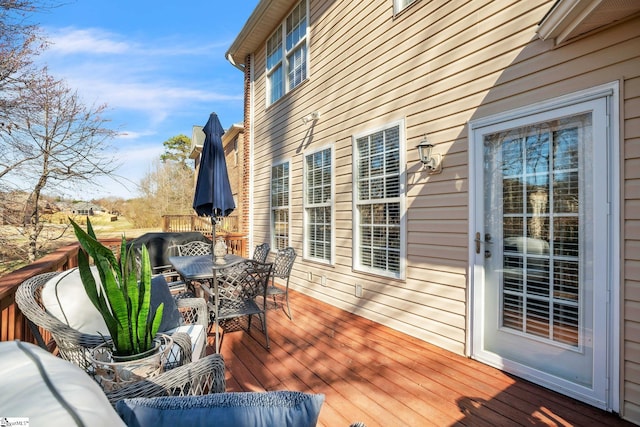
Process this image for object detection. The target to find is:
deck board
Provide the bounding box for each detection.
[207,289,632,427]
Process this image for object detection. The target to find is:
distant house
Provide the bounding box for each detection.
[71,202,101,216]
[226,0,640,421]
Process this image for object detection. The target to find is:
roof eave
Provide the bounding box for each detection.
[537,0,599,43]
[538,0,640,44]
[225,0,295,68]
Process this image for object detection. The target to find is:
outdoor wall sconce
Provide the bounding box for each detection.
[416,135,443,173]
[301,111,320,125]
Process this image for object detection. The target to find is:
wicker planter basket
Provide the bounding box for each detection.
[89,333,173,391]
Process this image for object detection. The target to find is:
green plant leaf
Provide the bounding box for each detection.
[136,245,153,351]
[69,216,165,357]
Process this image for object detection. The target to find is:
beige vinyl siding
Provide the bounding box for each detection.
[250,1,557,354]
[246,0,640,416]
[624,73,640,421]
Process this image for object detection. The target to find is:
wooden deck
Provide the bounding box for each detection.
[208,289,632,427]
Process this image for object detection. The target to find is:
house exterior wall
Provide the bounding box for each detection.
[237,0,640,420]
[624,68,640,421]
[223,129,244,232]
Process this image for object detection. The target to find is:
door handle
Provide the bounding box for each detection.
[475,232,492,254]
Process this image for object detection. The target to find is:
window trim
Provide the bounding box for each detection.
[352,119,407,280]
[265,0,309,106]
[393,0,419,16]
[270,159,292,251]
[303,144,335,265]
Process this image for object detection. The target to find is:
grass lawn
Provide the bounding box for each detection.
[0,212,159,276]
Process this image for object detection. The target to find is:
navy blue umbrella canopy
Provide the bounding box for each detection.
[193,113,235,220]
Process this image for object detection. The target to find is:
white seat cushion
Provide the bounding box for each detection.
[0,341,125,426]
[42,268,184,334]
[41,267,109,335]
[164,324,206,363]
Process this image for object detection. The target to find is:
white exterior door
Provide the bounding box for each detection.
[469,85,618,410]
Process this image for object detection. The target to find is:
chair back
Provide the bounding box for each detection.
[16,272,108,371]
[176,241,212,256]
[252,243,270,263]
[273,247,296,280]
[16,271,209,373]
[218,260,273,306]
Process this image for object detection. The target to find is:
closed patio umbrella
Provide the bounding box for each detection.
[193,112,235,224]
[192,113,236,353]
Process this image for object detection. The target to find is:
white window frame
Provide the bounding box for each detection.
[303,145,334,264]
[270,160,291,251]
[352,119,407,279]
[266,0,309,106]
[393,0,419,16]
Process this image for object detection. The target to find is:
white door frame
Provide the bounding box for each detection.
[467,81,620,411]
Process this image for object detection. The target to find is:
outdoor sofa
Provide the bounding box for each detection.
[0,340,325,427]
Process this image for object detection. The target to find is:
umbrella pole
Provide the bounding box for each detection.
[210,216,216,250]
[210,215,221,353]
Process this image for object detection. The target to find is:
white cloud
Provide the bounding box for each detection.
[117,130,157,140]
[46,27,132,54]
[40,27,242,126]
[44,26,230,58]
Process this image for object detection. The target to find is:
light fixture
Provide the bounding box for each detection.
[301,111,320,125]
[416,135,442,173]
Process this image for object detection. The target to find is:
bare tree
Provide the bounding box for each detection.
[0,1,47,193]
[0,1,52,140]
[125,158,194,228]
[8,69,118,261]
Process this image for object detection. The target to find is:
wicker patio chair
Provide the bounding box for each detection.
[103,353,226,407]
[15,271,208,373]
[266,247,297,320]
[252,242,270,263]
[209,260,273,352]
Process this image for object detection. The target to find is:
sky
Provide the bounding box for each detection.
[34,0,260,200]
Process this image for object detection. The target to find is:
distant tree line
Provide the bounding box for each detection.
[123,134,195,228]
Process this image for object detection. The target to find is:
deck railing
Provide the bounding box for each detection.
[162,215,247,257]
[162,215,239,236]
[0,231,247,348]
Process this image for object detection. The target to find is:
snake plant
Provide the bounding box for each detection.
[70,217,164,357]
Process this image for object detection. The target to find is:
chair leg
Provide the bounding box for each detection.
[218,327,225,349]
[208,320,225,353]
[284,291,292,320]
[263,311,270,349]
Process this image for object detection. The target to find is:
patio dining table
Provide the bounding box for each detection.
[169,254,245,353]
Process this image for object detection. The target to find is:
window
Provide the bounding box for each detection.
[394,0,419,15]
[487,115,591,346]
[271,161,290,250]
[266,1,308,105]
[353,122,405,278]
[304,147,333,263]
